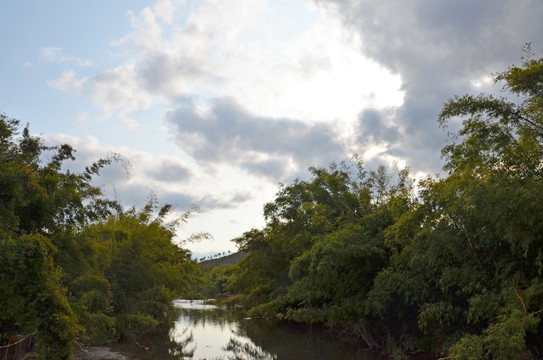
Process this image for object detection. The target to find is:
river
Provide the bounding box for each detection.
[111,300,378,360]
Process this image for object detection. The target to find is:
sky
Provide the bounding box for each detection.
[1,0,542,259]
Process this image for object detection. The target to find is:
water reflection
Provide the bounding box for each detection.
[169,300,268,360]
[224,338,277,360]
[113,300,375,360]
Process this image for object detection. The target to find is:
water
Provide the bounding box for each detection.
[112,300,377,360]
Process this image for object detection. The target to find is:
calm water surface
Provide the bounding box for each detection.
[113,300,377,360]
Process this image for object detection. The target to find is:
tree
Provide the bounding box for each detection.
[436,48,543,359]
[0,115,115,359]
[67,198,199,343]
[0,115,199,357]
[366,48,543,357]
[228,161,414,346]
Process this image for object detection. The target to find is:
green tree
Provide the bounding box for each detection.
[228,161,414,346]
[437,48,543,359]
[0,115,199,357]
[0,115,115,359]
[72,200,199,341]
[365,48,543,357]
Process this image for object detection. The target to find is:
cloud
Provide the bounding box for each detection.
[153,0,184,24]
[197,190,253,212]
[47,70,88,92]
[149,158,192,183]
[53,0,401,131]
[40,132,260,214]
[42,47,92,66]
[357,108,400,146]
[165,97,347,180]
[130,1,402,121]
[89,64,152,128]
[313,0,543,173]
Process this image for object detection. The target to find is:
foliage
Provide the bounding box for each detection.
[72,204,199,341]
[194,265,234,299]
[228,161,414,338]
[0,233,81,359]
[0,115,198,357]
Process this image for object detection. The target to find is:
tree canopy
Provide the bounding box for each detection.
[0,116,198,359]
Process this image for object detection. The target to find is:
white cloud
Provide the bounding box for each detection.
[41,133,260,214]
[127,0,402,122]
[47,70,88,92]
[90,64,152,121]
[42,46,92,66]
[63,0,401,131]
[76,112,89,124]
[153,0,184,24]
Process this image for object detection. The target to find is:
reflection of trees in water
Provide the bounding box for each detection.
[223,338,277,360]
[114,316,196,360]
[115,305,372,360]
[234,318,371,360]
[169,327,195,358]
[180,307,243,329]
[177,308,275,360]
[181,307,368,359]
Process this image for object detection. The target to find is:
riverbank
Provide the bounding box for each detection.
[73,345,130,360]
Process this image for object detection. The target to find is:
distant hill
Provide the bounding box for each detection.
[198,252,246,268]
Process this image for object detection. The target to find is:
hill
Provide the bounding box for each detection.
[198,252,246,268]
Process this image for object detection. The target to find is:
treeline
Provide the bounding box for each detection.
[0,117,198,359]
[220,54,543,358]
[197,250,233,263]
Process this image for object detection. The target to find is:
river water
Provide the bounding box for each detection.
[112,300,377,360]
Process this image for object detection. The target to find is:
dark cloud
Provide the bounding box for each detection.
[357,109,400,145]
[316,0,543,173]
[239,157,290,181]
[139,53,212,97]
[149,158,192,183]
[198,191,253,212]
[165,97,347,180]
[152,190,199,211]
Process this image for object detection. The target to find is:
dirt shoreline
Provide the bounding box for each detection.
[73,345,131,360]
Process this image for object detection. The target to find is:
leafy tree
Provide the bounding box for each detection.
[69,200,199,342]
[365,48,543,357]
[436,48,543,359]
[0,115,115,358]
[0,115,199,357]
[228,161,414,346]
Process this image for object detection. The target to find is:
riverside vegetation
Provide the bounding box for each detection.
[199,51,543,359]
[0,116,199,359]
[1,50,543,359]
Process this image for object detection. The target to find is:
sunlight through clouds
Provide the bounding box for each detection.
[88,0,403,127]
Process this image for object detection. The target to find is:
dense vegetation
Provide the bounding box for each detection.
[192,252,245,299]
[221,53,543,358]
[0,117,198,359]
